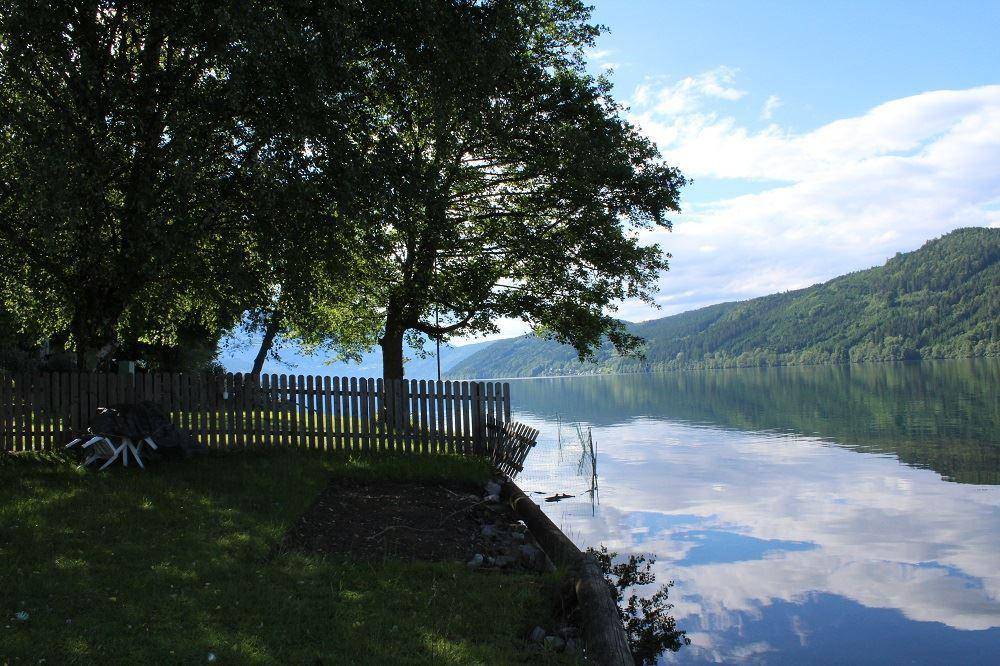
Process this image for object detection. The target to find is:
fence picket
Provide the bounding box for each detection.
[244,374,256,448]
[485,382,496,456]
[347,376,358,452]
[59,372,73,448]
[213,373,224,449]
[369,378,380,452]
[0,374,9,455]
[322,376,332,450]
[415,380,426,453]
[11,375,20,452]
[232,373,243,449]
[459,382,469,454]
[37,373,49,450]
[268,374,280,447]
[259,374,269,447]
[314,375,324,450]
[177,373,188,438]
[330,376,341,450]
[405,379,415,453]
[354,377,365,452]
[427,380,436,453]
[392,379,404,451]
[362,377,372,451]
[294,375,305,450]
[304,375,315,450]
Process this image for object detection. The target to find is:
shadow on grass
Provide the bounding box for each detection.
[1,450,570,664]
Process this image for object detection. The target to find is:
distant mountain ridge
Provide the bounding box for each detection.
[448,227,1000,379]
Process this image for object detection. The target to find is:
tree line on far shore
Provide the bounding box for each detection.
[447,227,1000,378]
[0,0,685,381]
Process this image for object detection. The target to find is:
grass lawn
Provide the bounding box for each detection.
[0,450,573,664]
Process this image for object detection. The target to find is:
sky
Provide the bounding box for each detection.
[473,0,1000,340]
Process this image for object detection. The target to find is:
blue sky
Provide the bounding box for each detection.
[591,1,1000,134]
[477,0,1000,338]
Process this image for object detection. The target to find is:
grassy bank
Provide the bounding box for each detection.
[0,451,571,664]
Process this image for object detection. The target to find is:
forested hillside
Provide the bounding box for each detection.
[449,227,1000,378]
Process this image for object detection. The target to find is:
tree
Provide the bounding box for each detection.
[0,0,365,371]
[0,1,253,367]
[308,0,685,381]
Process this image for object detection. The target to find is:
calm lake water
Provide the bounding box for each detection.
[510,360,1000,665]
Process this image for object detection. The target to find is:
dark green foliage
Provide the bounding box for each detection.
[589,546,689,665]
[307,0,685,380]
[0,1,684,380]
[0,1,269,367]
[449,228,1000,378]
[0,1,369,373]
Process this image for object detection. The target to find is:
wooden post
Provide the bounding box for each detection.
[503,481,633,666]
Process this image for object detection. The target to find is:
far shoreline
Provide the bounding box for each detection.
[445,355,997,382]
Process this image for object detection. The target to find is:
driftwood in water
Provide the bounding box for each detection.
[503,481,633,665]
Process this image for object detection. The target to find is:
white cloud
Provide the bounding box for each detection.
[585,49,622,73]
[633,66,746,117]
[761,94,782,120]
[468,77,1000,335]
[587,49,614,61]
[621,80,1000,320]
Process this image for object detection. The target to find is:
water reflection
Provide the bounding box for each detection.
[513,361,1000,664]
[512,360,1000,484]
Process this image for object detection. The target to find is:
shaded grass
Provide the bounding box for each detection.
[0,450,571,664]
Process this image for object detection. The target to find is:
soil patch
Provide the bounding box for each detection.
[282,478,542,566]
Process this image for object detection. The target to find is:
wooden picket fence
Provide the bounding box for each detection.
[0,372,536,470]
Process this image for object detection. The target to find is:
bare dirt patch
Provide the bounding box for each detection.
[281,479,544,567]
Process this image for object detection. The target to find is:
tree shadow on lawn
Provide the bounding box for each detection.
[0,451,571,664]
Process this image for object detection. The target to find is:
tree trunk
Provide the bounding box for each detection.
[380,326,406,382]
[380,326,407,432]
[251,311,282,377]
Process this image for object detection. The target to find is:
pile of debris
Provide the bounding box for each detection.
[66,401,205,469]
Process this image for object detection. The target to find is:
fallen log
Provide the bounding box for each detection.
[503,480,633,666]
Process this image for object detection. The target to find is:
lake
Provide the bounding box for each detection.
[510,360,1000,664]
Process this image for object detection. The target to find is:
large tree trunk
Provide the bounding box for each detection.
[380,325,407,432]
[380,326,406,383]
[250,311,281,377]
